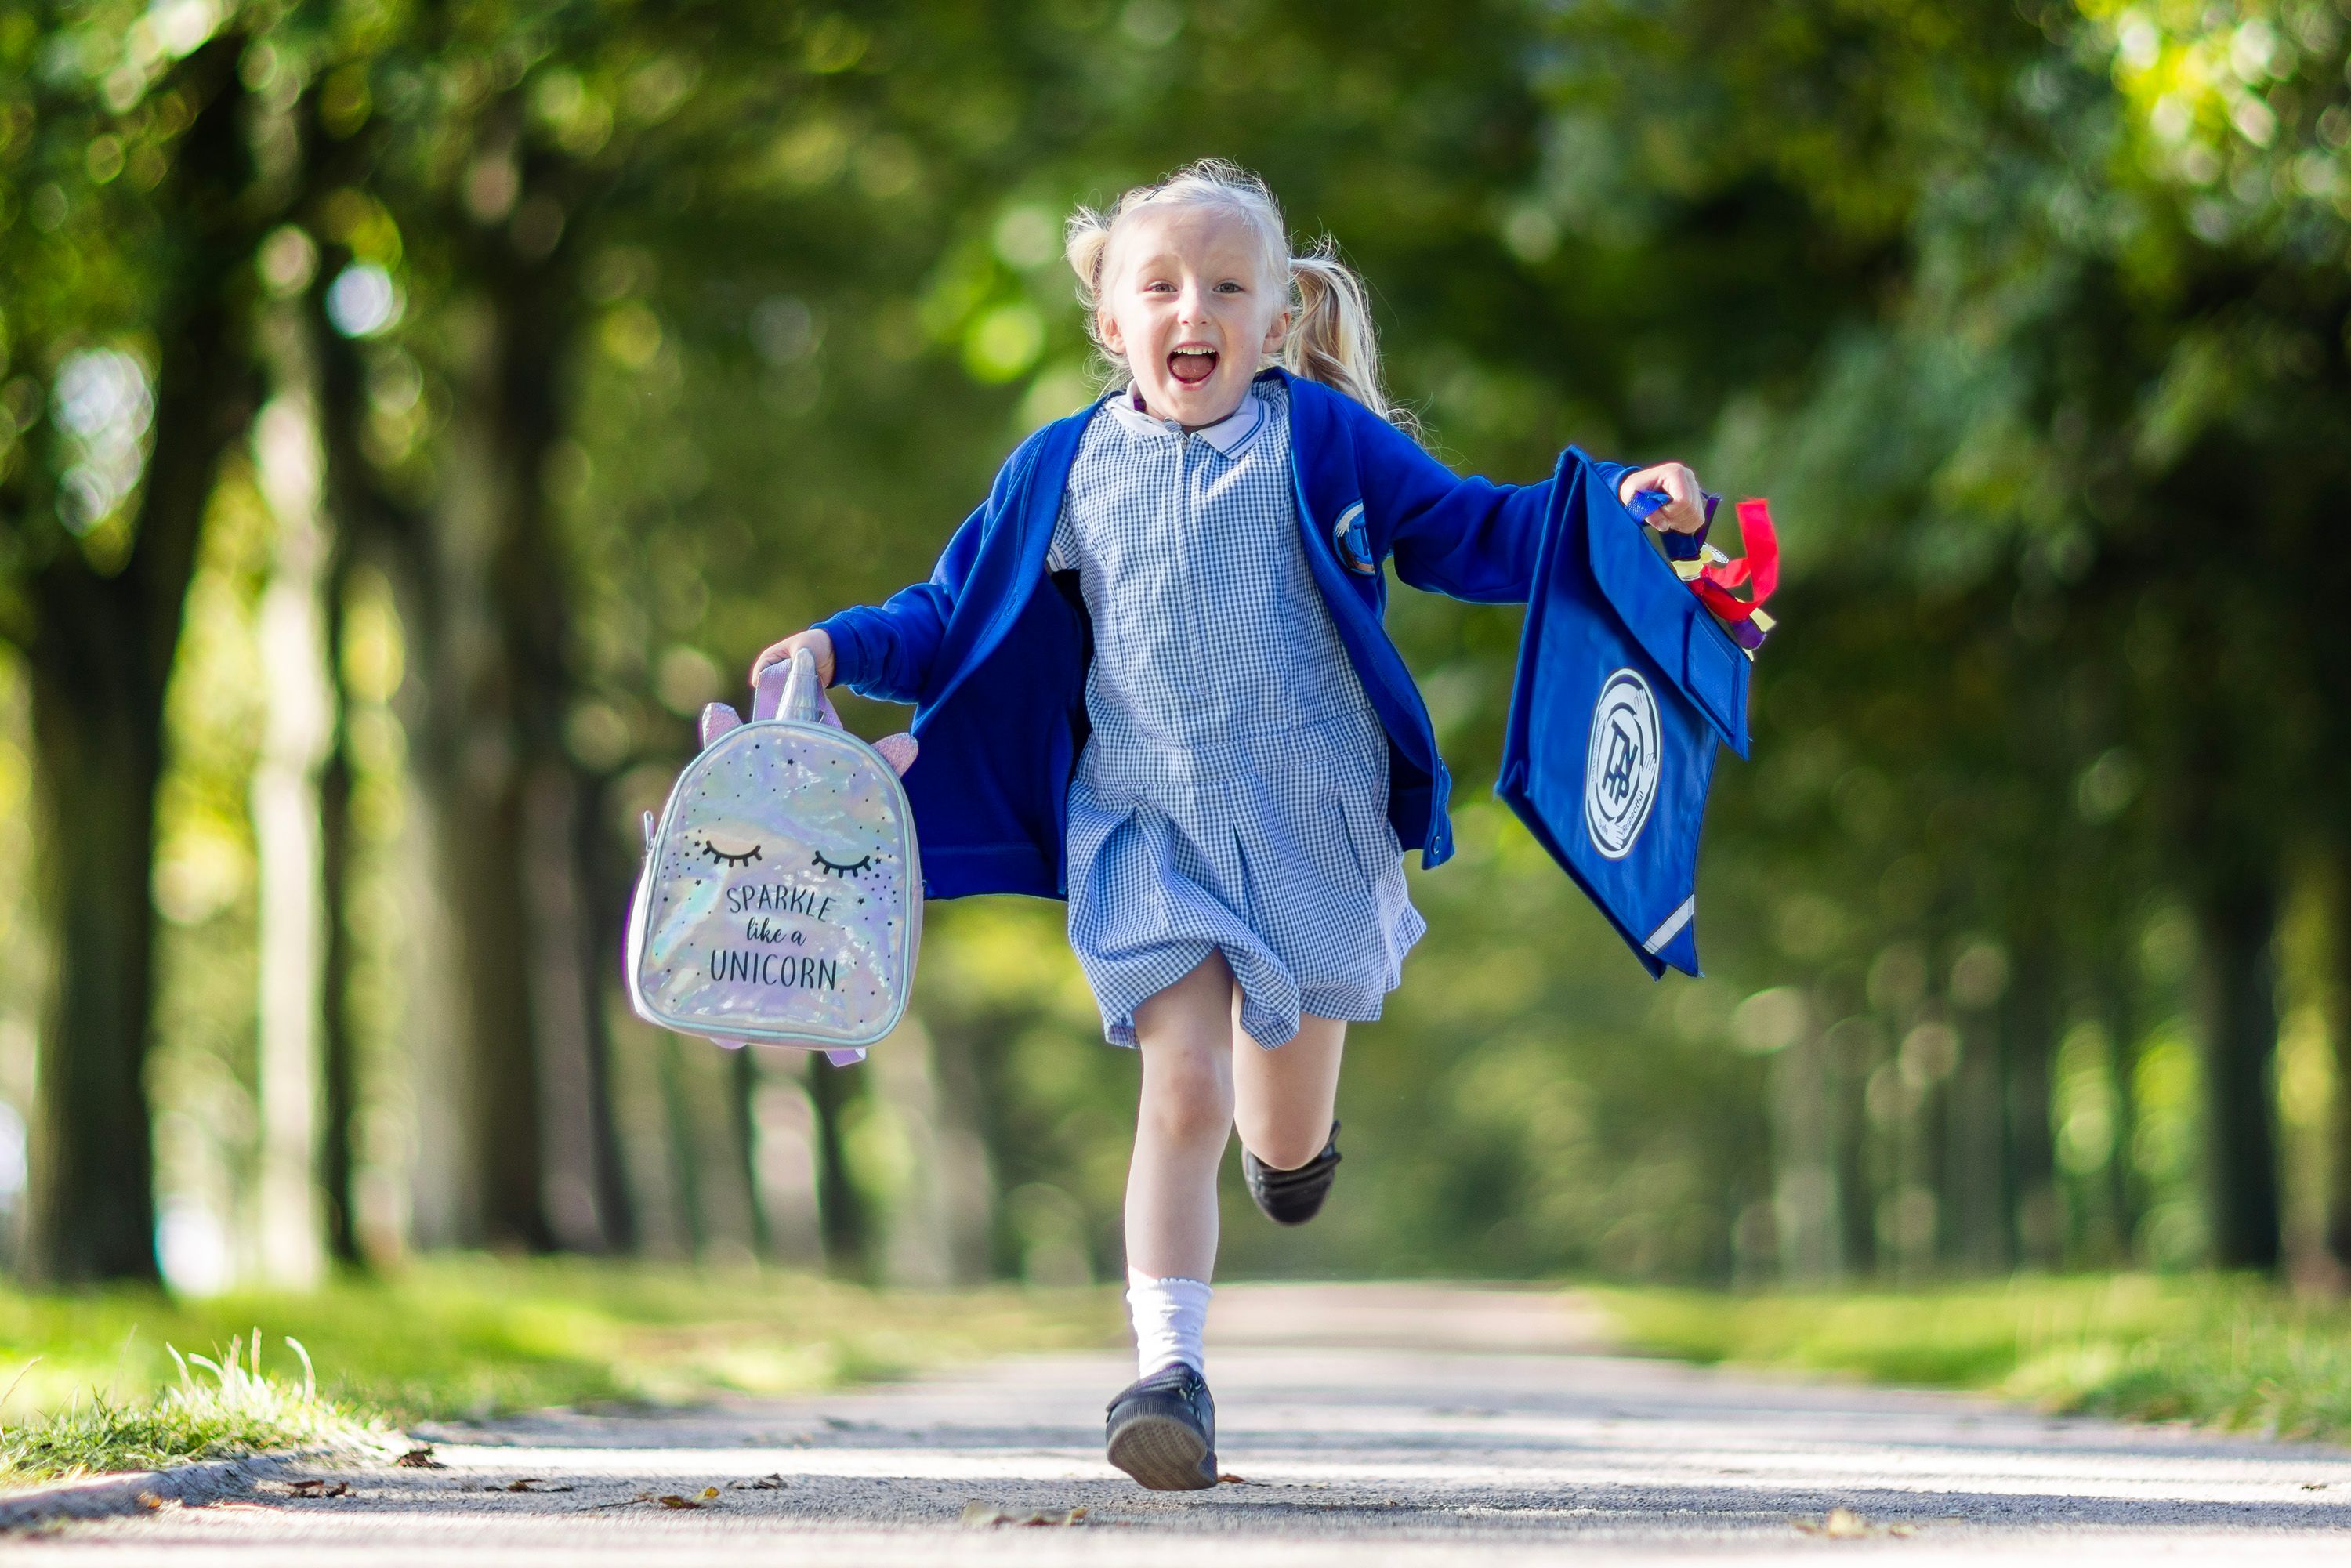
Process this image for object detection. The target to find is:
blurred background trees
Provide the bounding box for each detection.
[1,0,2346,1293]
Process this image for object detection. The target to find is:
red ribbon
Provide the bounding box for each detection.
[1686,499,1777,623]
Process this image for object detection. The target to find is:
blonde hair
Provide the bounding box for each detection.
[1064,159,1412,432]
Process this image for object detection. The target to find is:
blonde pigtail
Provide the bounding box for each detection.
[1284,245,1411,435]
[1064,204,1118,375]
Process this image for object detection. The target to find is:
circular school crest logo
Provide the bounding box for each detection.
[1585,668,1661,860]
[1332,502,1376,576]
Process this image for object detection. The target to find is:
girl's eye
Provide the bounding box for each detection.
[699,835,763,867]
[812,849,875,878]
[1215,281,1243,294]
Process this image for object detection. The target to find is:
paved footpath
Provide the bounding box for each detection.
[18,1283,2351,1564]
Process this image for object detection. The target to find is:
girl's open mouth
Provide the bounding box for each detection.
[1168,346,1219,386]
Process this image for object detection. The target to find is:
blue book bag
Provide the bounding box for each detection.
[1497,449,1767,977]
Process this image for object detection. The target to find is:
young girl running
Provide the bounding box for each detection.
[753,160,1710,1490]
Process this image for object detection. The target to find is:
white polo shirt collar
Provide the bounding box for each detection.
[1107,385,1266,456]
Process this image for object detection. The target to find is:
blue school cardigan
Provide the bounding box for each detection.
[816,369,1635,901]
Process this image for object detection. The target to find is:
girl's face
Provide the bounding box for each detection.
[1098,203,1288,428]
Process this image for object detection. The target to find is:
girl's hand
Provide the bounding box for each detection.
[749,628,835,690]
[1619,462,1708,534]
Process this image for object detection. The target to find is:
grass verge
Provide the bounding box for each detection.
[2,1331,386,1487]
[0,1258,1117,1486]
[1596,1273,2351,1443]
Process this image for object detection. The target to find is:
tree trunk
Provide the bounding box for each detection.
[870,1019,957,1288]
[361,286,542,1250]
[520,760,621,1251]
[24,651,169,1284]
[742,1050,825,1266]
[925,1019,998,1283]
[2195,872,2283,1270]
[2327,846,2351,1270]
[1770,1026,1839,1280]
[2097,950,2143,1265]
[1829,1019,1876,1276]
[318,722,362,1266]
[340,163,621,1251]
[574,770,637,1249]
[480,172,633,1253]
[730,1048,766,1258]
[22,37,256,1283]
[2001,943,2061,1268]
[249,323,335,1289]
[1943,1011,2010,1272]
[807,1054,870,1276]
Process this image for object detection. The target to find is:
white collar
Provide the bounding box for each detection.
[1107,386,1266,456]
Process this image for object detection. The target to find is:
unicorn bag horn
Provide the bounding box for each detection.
[624,646,921,1066]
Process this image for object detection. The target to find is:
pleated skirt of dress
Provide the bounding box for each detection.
[1065,719,1425,1051]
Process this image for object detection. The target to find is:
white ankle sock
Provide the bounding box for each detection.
[1125,1269,1212,1377]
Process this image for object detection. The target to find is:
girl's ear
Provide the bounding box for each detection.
[1099,306,1125,357]
[1261,308,1291,359]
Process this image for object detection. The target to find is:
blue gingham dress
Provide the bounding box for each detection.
[1049,379,1425,1049]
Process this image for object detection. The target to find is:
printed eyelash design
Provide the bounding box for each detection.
[698,835,763,867]
[811,850,875,878]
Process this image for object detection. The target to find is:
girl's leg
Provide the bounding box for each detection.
[1109,951,1233,1488]
[1231,1010,1346,1170]
[1123,947,1238,1287]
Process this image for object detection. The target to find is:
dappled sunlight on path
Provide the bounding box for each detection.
[19,1284,2351,1563]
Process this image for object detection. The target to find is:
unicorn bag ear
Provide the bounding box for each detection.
[624,646,924,1066]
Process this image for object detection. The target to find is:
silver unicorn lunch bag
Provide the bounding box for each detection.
[624,647,921,1063]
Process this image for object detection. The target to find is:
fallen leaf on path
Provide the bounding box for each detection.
[728,1474,787,1490]
[1792,1507,1915,1540]
[585,1485,725,1512]
[133,1493,164,1512]
[960,1500,1087,1528]
[288,1479,353,1498]
[505,1479,572,1493]
[393,1446,444,1469]
[1217,1472,1248,1484]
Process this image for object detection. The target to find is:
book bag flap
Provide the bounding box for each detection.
[1577,454,1750,759]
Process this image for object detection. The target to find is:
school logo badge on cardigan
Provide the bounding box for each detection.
[1498,450,1761,978]
[624,647,922,1065]
[1332,500,1377,575]
[1585,668,1661,859]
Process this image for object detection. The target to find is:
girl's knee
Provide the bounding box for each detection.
[1235,1112,1328,1171]
[1140,1050,1233,1147]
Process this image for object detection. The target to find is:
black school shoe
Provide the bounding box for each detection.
[1242,1121,1342,1226]
[1104,1363,1217,1490]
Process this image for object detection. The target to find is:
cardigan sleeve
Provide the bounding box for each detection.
[814,428,1051,705]
[1357,411,1633,603]
[814,502,983,705]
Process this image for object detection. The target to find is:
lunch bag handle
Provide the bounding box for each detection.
[752,646,840,728]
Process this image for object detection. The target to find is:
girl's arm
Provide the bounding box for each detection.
[1357,413,1700,602]
[747,507,977,704]
[809,502,985,704]
[756,429,1047,705]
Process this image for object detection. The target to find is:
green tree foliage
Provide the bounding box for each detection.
[2,0,2345,1286]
